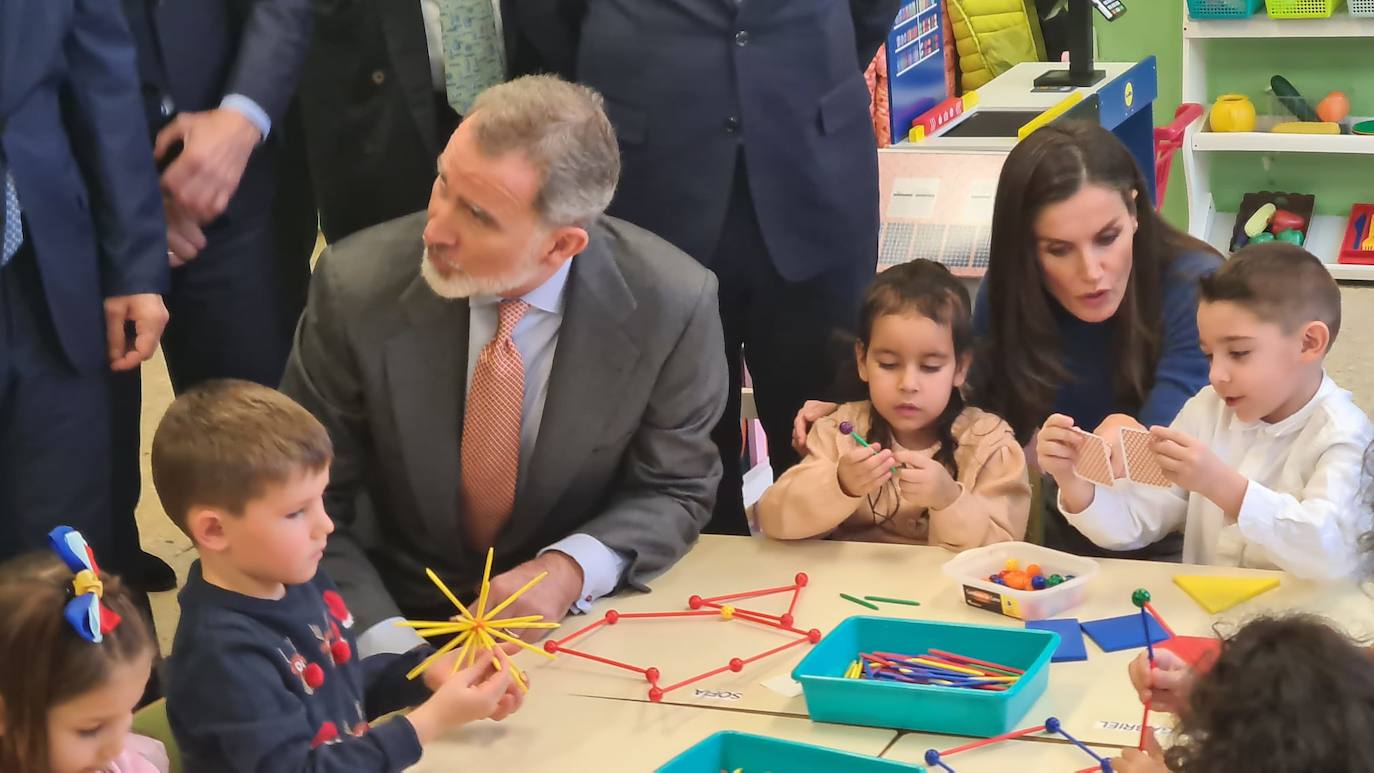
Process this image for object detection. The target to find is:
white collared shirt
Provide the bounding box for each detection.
[1063,374,1374,581]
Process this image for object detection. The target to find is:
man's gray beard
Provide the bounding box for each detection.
[419,245,539,299]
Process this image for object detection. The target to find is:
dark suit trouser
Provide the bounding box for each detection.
[0,242,118,567]
[705,160,870,535]
[110,201,310,573]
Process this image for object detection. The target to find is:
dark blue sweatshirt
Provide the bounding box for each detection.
[167,562,433,772]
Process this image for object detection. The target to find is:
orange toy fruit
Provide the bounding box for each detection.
[1316,91,1350,123]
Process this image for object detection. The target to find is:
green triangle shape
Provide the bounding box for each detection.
[1173,575,1280,614]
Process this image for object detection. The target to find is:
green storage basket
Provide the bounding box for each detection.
[1188,0,1265,18]
[1266,0,1339,17]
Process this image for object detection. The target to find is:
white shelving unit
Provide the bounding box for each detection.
[1180,4,1374,281]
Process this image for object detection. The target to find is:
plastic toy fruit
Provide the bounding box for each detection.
[1316,91,1350,123]
[1210,94,1256,133]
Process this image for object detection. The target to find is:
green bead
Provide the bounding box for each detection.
[1252,232,1276,244]
[1276,228,1304,246]
[1046,574,1064,587]
[1132,588,1151,608]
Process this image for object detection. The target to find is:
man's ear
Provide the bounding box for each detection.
[539,225,589,270]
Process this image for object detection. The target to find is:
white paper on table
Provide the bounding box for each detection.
[760,673,804,698]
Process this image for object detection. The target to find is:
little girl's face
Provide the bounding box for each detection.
[47,650,153,773]
[856,311,968,446]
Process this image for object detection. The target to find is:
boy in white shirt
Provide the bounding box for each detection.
[1038,243,1373,581]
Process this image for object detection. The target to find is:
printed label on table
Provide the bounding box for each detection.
[1095,720,1174,736]
[962,584,1021,619]
[694,688,743,702]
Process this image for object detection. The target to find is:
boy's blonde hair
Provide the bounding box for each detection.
[151,379,332,536]
[1199,243,1341,350]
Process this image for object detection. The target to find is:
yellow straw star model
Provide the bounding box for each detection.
[396,548,559,691]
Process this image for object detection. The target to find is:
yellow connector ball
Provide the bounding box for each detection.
[1004,558,1019,571]
[720,605,735,620]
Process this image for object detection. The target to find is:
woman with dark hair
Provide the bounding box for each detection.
[794,121,1219,559]
[969,121,1220,558]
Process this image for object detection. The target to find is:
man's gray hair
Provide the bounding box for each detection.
[468,75,621,227]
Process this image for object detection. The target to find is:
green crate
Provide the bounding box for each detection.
[1266,0,1339,17]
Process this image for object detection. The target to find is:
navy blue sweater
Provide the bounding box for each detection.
[167,563,433,772]
[973,249,1221,435]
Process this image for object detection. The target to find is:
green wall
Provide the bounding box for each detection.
[1096,5,1374,224]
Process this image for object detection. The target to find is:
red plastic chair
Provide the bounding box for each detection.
[1153,103,1205,210]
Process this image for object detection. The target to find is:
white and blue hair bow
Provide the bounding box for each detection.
[47,526,122,643]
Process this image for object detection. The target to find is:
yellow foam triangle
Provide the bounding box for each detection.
[1173,575,1280,614]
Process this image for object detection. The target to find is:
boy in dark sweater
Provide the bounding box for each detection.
[156,380,524,771]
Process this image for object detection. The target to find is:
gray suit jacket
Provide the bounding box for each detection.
[280,212,727,631]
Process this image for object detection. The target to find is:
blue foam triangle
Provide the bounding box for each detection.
[1026,618,1087,662]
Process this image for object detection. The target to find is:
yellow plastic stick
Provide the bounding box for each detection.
[425,568,475,621]
[406,629,470,680]
[487,627,557,660]
[482,614,547,627]
[475,549,495,618]
[483,571,549,621]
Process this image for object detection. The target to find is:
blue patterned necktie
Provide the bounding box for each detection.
[1,165,20,267]
[439,0,504,116]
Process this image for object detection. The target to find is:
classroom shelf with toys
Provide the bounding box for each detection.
[1180,1,1374,281]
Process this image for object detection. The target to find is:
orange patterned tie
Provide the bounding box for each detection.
[460,299,529,550]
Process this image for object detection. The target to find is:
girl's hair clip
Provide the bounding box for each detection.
[47,526,122,643]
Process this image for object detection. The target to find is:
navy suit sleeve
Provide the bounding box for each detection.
[360,650,435,718]
[170,639,423,772]
[226,0,314,126]
[851,0,904,67]
[1136,251,1222,429]
[62,0,169,297]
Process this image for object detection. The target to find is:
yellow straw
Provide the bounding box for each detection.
[483,571,549,620]
[395,619,474,630]
[475,548,495,619]
[425,568,475,621]
[406,629,470,680]
[483,614,547,627]
[487,627,557,660]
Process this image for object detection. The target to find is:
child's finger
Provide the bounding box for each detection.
[1043,413,1075,431]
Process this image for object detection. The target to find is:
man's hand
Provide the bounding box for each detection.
[103,294,168,371]
[155,108,261,223]
[164,196,207,266]
[791,400,839,456]
[482,551,583,641]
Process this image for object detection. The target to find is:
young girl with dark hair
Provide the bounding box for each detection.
[756,260,1029,549]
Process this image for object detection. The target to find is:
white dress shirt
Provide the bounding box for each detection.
[1062,374,1374,581]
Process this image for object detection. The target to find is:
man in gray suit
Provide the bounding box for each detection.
[281,75,727,655]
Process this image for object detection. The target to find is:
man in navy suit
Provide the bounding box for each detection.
[120,0,313,391]
[571,0,901,533]
[0,0,169,567]
[106,0,314,589]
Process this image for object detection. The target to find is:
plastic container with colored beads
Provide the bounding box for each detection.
[790,617,1057,737]
[655,731,927,772]
[941,542,1100,621]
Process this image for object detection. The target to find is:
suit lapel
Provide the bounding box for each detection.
[500,230,640,549]
[384,276,472,552]
[381,1,441,151]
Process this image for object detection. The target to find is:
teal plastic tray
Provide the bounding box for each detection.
[656,731,926,772]
[791,617,1058,737]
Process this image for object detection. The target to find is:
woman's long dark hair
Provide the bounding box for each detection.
[968,121,1215,444]
[1166,615,1374,773]
[840,259,974,475]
